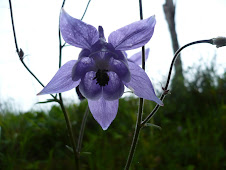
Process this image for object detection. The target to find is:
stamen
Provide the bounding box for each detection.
[93,69,109,86]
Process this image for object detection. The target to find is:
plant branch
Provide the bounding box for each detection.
[58,94,79,169]
[8,0,56,99]
[57,0,92,168]
[124,0,145,169]
[81,0,92,20]
[141,39,212,125]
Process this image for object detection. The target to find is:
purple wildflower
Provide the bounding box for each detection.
[38,9,163,130]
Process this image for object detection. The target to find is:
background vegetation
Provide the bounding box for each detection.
[0,63,225,170]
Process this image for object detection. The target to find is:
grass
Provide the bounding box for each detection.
[0,65,225,170]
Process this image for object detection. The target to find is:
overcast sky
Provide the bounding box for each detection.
[0,0,225,111]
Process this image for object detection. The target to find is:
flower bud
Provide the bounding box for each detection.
[212,36,226,48]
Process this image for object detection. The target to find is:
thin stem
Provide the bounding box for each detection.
[57,0,92,169]
[124,0,145,169]
[124,98,143,170]
[58,0,79,169]
[58,94,79,169]
[141,39,212,125]
[77,106,89,154]
[9,0,19,53]
[9,0,56,99]
[59,0,66,68]
[81,0,92,20]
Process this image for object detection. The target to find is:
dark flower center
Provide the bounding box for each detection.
[93,69,109,86]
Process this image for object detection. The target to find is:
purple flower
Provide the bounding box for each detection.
[38,9,163,130]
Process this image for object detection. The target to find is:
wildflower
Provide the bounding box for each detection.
[38,9,163,130]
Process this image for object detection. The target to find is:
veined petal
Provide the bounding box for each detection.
[72,57,96,81]
[88,97,119,130]
[124,61,163,106]
[108,16,156,51]
[79,71,102,100]
[103,71,124,100]
[38,60,80,95]
[108,58,130,82]
[128,48,150,65]
[60,9,99,49]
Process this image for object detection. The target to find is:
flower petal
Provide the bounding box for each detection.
[79,71,102,100]
[124,61,163,106]
[108,16,156,51]
[108,58,130,82]
[72,57,96,81]
[60,9,99,49]
[88,97,119,130]
[128,48,150,65]
[38,60,80,95]
[103,71,124,100]
[90,51,111,70]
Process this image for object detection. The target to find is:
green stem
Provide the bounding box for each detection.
[57,0,92,168]
[81,0,92,20]
[58,94,79,169]
[124,0,145,169]
[141,39,212,125]
[124,98,144,170]
[9,0,56,99]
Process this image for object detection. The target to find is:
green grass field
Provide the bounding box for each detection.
[0,66,225,170]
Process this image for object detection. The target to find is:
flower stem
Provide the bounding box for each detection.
[58,1,80,169]
[81,0,92,20]
[58,94,79,169]
[8,0,18,53]
[58,0,92,168]
[124,98,143,170]
[124,0,145,169]
[142,39,212,125]
[125,3,213,167]
[9,0,56,99]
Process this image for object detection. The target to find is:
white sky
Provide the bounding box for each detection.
[0,0,225,111]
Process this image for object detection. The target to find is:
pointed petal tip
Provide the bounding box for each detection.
[88,98,119,131]
[102,126,109,131]
[157,99,164,106]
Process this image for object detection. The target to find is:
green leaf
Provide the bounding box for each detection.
[36,99,57,104]
[144,123,162,130]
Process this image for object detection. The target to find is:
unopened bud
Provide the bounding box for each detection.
[212,36,226,48]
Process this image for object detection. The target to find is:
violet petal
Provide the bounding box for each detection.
[88,97,119,130]
[38,60,80,95]
[79,71,102,100]
[103,71,124,100]
[60,9,99,49]
[128,48,150,65]
[108,58,131,82]
[124,61,163,106]
[72,57,96,81]
[108,16,156,51]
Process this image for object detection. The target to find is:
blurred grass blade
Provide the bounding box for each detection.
[66,145,74,153]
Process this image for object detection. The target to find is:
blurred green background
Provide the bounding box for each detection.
[0,64,225,170]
